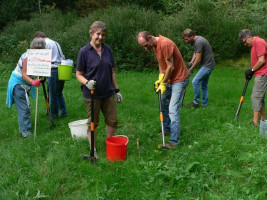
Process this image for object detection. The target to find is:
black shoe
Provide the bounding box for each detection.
[186,102,199,108]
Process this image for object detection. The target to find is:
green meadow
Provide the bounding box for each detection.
[0,60,266,199]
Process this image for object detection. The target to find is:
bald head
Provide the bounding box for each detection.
[137,31,155,50]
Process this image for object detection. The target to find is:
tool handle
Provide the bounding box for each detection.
[234,79,250,120]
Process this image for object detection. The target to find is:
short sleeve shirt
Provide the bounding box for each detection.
[45,38,64,68]
[155,35,188,84]
[77,42,115,98]
[194,36,215,67]
[13,52,27,76]
[251,37,267,77]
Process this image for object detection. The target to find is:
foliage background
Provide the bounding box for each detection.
[1,0,267,71]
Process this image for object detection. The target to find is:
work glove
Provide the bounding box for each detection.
[86,80,97,90]
[187,61,193,68]
[156,82,167,95]
[154,73,165,89]
[31,79,42,87]
[115,89,123,103]
[245,69,254,80]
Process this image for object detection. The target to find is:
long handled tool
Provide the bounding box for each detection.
[234,79,250,120]
[46,80,50,116]
[154,86,168,150]
[181,87,187,107]
[41,78,55,128]
[181,66,192,107]
[80,85,97,162]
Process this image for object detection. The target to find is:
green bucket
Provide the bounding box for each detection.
[58,64,72,81]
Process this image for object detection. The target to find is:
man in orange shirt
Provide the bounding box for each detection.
[137,31,189,148]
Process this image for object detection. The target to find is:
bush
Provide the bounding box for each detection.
[1,2,267,71]
[167,0,248,61]
[41,5,161,71]
[0,10,78,65]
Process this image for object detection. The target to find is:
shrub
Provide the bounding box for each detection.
[0,10,78,65]
[56,5,161,71]
[168,0,248,61]
[1,2,267,71]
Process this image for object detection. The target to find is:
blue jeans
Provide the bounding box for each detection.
[48,69,67,119]
[13,85,32,137]
[161,78,189,145]
[192,66,214,106]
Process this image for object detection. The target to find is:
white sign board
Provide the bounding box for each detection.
[26,49,52,77]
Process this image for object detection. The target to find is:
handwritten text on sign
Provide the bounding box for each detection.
[26,49,52,77]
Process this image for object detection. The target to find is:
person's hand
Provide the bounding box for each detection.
[156,82,167,95]
[116,92,123,103]
[245,69,254,80]
[187,61,193,68]
[31,79,42,87]
[86,80,97,90]
[154,73,165,89]
[188,69,193,76]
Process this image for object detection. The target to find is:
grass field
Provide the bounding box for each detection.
[0,60,266,199]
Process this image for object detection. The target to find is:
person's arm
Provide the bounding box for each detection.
[112,68,123,102]
[76,70,97,90]
[58,43,65,59]
[162,57,174,83]
[76,70,87,85]
[189,52,201,71]
[22,58,31,84]
[252,55,265,71]
[22,58,42,86]
[191,53,196,63]
[158,64,164,74]
[111,68,119,90]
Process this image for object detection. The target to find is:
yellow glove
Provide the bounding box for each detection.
[156,82,167,94]
[154,73,165,89]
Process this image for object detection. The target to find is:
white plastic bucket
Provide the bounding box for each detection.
[259,120,267,136]
[61,59,73,66]
[68,119,88,139]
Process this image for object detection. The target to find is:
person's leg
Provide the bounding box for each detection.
[251,75,267,125]
[169,78,189,145]
[260,107,266,120]
[101,95,118,138]
[200,67,214,106]
[48,70,59,120]
[13,85,32,137]
[106,125,116,138]
[192,69,202,105]
[253,111,260,126]
[57,79,67,117]
[161,83,171,133]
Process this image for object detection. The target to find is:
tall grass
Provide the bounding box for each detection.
[0,60,266,199]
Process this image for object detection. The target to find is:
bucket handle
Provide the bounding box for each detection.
[113,135,129,145]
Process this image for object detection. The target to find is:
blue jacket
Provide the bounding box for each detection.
[6,72,36,108]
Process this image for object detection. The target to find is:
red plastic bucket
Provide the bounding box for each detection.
[106,135,129,162]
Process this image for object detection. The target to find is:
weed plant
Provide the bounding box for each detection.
[0,60,266,199]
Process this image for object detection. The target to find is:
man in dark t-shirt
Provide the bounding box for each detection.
[182,29,215,108]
